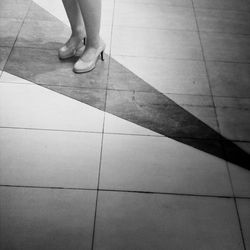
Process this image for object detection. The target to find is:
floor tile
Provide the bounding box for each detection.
[108,57,154,92]
[0,47,12,71]
[0,18,23,47]
[193,0,250,11]
[104,112,161,136]
[227,142,250,197]
[214,97,250,141]
[236,199,250,249]
[0,83,104,132]
[26,1,63,21]
[100,134,232,196]
[94,192,243,250]
[109,56,211,95]
[196,9,250,35]
[5,47,109,89]
[200,32,250,62]
[114,3,196,30]
[0,71,33,84]
[16,19,70,50]
[0,128,102,188]
[111,27,202,60]
[106,90,220,139]
[207,61,250,98]
[118,0,192,7]
[45,86,107,111]
[0,0,31,19]
[166,93,218,131]
[0,187,96,250]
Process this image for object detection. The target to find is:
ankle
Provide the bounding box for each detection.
[71,28,85,39]
[86,37,102,49]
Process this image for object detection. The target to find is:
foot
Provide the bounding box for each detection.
[58,35,85,59]
[73,39,106,73]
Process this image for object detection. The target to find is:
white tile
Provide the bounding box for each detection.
[0,128,102,188]
[111,27,202,60]
[196,9,250,35]
[111,55,210,95]
[118,0,192,7]
[193,0,250,11]
[104,112,162,136]
[0,71,34,84]
[200,32,250,63]
[100,134,232,196]
[0,83,104,132]
[94,192,244,250]
[0,187,96,250]
[114,2,196,30]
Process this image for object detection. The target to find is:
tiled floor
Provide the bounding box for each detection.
[0,0,249,249]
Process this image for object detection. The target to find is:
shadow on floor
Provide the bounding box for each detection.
[4,45,250,170]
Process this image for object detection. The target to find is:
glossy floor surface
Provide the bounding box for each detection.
[0,0,250,249]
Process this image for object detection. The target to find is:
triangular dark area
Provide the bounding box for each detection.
[4,2,250,169]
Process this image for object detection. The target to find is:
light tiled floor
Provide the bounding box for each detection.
[0,0,249,249]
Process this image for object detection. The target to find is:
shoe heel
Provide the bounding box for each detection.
[100,51,104,61]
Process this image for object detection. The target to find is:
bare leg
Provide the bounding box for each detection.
[75,0,105,64]
[62,0,85,37]
[59,0,85,59]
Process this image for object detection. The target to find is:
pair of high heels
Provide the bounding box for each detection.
[58,37,105,73]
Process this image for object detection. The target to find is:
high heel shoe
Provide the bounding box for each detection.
[73,40,105,73]
[58,37,86,60]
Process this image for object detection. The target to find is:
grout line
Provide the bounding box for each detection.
[0,126,103,134]
[2,184,250,200]
[112,24,250,37]
[114,2,194,9]
[191,0,222,144]
[1,126,250,143]
[0,184,96,191]
[224,150,247,250]
[204,167,247,250]
[234,196,247,250]
[111,54,250,64]
[2,1,33,74]
[91,1,116,249]
[193,6,250,13]
[116,1,250,14]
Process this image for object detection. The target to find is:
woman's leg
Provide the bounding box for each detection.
[62,0,85,38]
[59,0,85,59]
[76,0,104,62]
